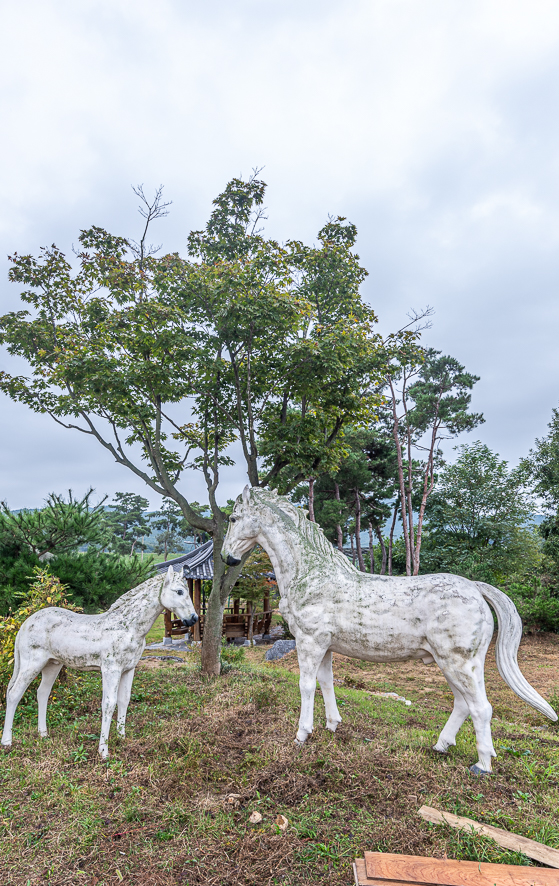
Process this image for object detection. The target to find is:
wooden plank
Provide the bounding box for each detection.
[364,852,559,886]
[418,805,559,869]
[354,859,418,886]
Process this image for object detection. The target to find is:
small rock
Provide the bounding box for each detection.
[249,811,262,824]
[275,814,288,831]
[265,640,296,661]
[226,793,242,808]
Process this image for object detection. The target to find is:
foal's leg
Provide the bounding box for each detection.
[37,662,63,737]
[433,675,470,754]
[440,660,495,774]
[296,642,328,744]
[317,651,342,733]
[116,669,135,738]
[2,656,48,746]
[99,668,122,759]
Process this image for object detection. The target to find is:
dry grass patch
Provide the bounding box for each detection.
[0,634,557,884]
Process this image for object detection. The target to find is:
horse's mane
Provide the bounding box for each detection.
[248,488,357,575]
[107,574,163,616]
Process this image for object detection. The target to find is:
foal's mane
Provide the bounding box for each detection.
[108,574,163,616]
[249,488,357,575]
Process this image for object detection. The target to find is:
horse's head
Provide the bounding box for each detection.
[221,485,260,565]
[160,566,199,627]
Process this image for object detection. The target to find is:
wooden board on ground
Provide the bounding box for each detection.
[418,805,559,869]
[361,852,559,886]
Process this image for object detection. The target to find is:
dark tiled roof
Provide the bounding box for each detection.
[156,539,214,580]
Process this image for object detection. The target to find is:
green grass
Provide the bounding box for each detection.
[0,645,558,885]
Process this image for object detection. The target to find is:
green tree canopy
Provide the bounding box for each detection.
[105,492,149,555]
[0,489,107,559]
[0,175,396,674]
[423,441,539,582]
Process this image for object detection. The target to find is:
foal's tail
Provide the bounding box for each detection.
[477,581,557,721]
[6,634,21,697]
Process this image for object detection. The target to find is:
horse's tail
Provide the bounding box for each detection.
[6,633,21,698]
[477,581,557,721]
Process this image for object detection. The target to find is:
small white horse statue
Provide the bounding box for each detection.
[1,566,198,759]
[222,486,557,774]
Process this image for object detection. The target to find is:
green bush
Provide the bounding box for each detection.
[505,578,559,633]
[220,638,246,671]
[0,546,153,615]
[0,568,81,694]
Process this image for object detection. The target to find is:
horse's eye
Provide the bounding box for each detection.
[230,517,236,523]
[176,588,184,596]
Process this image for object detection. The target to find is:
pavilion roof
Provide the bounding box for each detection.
[156,539,214,580]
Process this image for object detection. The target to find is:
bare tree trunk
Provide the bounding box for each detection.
[388,379,412,575]
[388,501,399,576]
[368,521,375,574]
[355,491,366,572]
[334,481,344,551]
[308,477,315,522]
[350,533,356,565]
[375,524,387,575]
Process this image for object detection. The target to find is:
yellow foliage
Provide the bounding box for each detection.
[0,568,81,696]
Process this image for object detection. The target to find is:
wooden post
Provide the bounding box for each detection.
[164,609,172,642]
[187,577,194,602]
[193,578,201,641]
[233,598,239,615]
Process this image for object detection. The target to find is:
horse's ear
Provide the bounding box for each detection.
[165,565,174,582]
[242,485,251,505]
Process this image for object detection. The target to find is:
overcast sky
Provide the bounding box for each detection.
[1,0,559,509]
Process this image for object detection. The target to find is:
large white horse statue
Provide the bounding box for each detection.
[1,566,198,759]
[222,486,557,774]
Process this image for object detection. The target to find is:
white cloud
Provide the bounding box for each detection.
[2,0,559,504]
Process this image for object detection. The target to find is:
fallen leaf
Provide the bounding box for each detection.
[249,811,262,824]
[275,814,288,831]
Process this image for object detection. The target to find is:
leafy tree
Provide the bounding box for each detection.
[522,407,559,576]
[422,441,539,582]
[105,492,149,555]
[0,175,390,674]
[384,347,484,575]
[148,499,190,559]
[310,427,398,573]
[0,489,107,559]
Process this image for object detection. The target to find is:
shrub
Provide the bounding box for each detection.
[0,547,153,615]
[506,578,559,633]
[0,568,81,695]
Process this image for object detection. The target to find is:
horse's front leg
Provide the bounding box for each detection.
[295,642,328,744]
[99,668,121,759]
[317,650,342,733]
[116,669,135,738]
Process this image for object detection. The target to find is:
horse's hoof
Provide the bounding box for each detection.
[469,764,490,776]
[326,720,341,733]
[432,744,448,755]
[294,738,305,746]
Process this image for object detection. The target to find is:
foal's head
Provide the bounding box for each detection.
[160,566,198,627]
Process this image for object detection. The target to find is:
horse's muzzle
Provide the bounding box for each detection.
[182,614,199,627]
[224,554,242,566]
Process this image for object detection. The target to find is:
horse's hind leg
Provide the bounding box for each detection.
[116,669,135,738]
[433,676,469,754]
[296,642,328,744]
[2,655,48,747]
[37,662,63,738]
[99,668,121,759]
[440,660,495,774]
[317,651,342,733]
